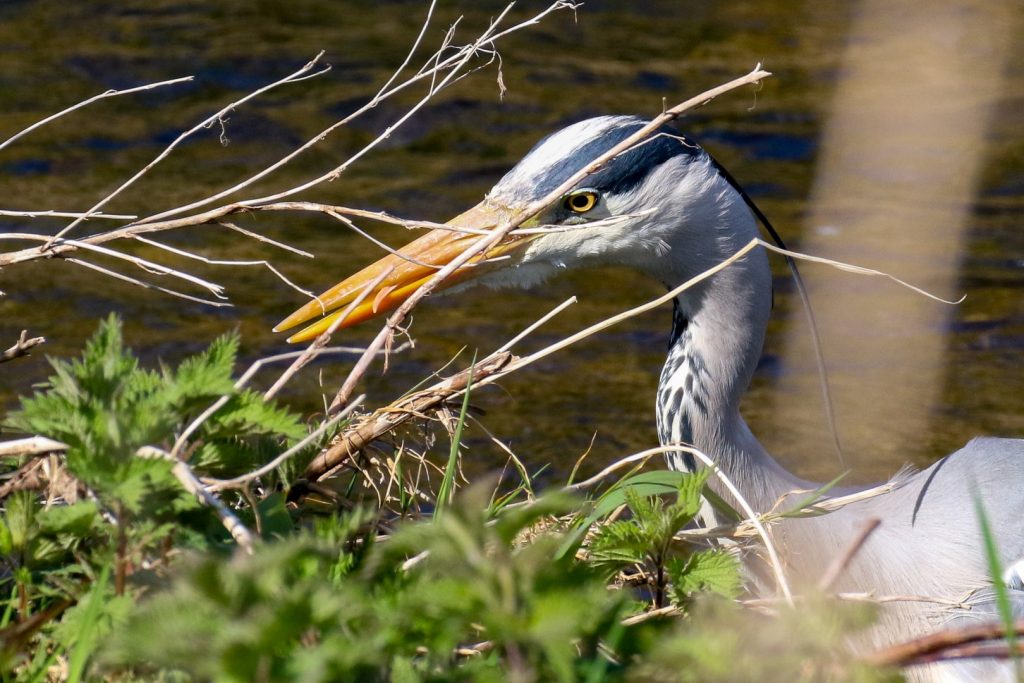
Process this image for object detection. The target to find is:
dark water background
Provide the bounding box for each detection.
[1,0,1022,485]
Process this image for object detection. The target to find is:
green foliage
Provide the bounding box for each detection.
[588,469,741,608]
[101,487,644,683]
[0,318,898,683]
[0,316,314,680]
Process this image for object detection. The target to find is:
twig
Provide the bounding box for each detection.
[170,346,383,460]
[136,446,254,553]
[130,234,316,301]
[620,605,682,626]
[495,296,577,353]
[1,330,45,363]
[204,395,365,492]
[865,620,1024,668]
[0,76,193,152]
[0,232,227,298]
[130,2,573,227]
[65,257,231,308]
[303,352,513,480]
[0,210,136,220]
[44,53,330,247]
[263,266,397,400]
[0,436,67,459]
[671,443,794,604]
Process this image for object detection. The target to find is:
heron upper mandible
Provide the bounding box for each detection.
[276,115,1024,682]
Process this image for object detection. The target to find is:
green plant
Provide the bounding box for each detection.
[586,469,741,609]
[1,316,311,677]
[0,318,899,683]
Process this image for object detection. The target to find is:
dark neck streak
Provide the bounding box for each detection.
[656,282,807,514]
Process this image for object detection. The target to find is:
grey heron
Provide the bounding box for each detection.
[276,115,1024,681]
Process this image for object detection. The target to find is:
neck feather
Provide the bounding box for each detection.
[654,208,806,512]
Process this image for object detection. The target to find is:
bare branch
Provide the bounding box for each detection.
[204,395,365,492]
[1,330,45,363]
[0,76,193,152]
[865,620,1024,668]
[0,210,136,220]
[303,351,513,480]
[0,436,67,459]
[136,446,254,553]
[43,52,330,247]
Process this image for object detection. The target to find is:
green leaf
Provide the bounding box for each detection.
[436,352,476,520]
[975,494,1022,678]
[668,549,743,603]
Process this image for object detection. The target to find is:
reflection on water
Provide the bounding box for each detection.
[1,0,1022,484]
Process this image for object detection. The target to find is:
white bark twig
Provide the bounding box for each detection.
[130,1,574,227]
[204,396,365,492]
[136,446,255,553]
[0,210,137,220]
[1,330,46,363]
[0,436,67,458]
[43,52,330,247]
[65,258,230,308]
[0,76,193,152]
[131,235,317,301]
[0,233,227,298]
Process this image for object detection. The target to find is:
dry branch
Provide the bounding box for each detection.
[303,351,513,480]
[865,620,1024,667]
[137,446,255,553]
[0,76,192,152]
[1,330,45,363]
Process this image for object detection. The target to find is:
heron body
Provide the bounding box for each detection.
[277,115,1024,681]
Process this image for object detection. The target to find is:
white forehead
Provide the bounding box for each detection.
[491,115,642,200]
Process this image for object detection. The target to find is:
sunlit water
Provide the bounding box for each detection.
[1,0,1021,486]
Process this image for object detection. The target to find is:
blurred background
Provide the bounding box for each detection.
[0,0,1021,485]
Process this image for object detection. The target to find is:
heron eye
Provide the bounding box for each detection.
[564,191,598,213]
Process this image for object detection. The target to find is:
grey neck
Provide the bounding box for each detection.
[654,236,808,514]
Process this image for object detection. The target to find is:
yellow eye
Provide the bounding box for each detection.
[564,191,598,213]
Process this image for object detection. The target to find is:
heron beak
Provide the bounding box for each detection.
[274,201,539,343]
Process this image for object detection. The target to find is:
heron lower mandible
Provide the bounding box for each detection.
[276,115,1024,682]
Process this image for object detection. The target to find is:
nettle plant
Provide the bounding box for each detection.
[1,316,311,677]
[0,318,888,682]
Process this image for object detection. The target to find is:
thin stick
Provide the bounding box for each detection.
[204,396,365,492]
[681,443,794,604]
[0,210,136,220]
[66,258,231,308]
[44,53,329,247]
[131,234,317,300]
[303,352,513,480]
[496,296,577,353]
[170,346,382,460]
[0,436,67,458]
[0,77,193,152]
[136,446,254,553]
[130,2,573,228]
[865,619,1024,668]
[264,265,397,401]
[0,233,227,297]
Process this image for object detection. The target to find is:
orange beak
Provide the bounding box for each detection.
[274,201,539,343]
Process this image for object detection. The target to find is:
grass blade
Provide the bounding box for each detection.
[435,351,476,520]
[974,493,1022,678]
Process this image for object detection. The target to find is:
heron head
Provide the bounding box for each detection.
[275,115,737,342]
